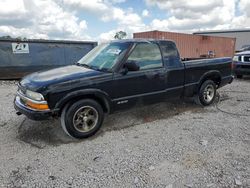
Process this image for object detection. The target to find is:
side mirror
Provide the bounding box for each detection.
[124,60,140,72]
[120,67,128,75]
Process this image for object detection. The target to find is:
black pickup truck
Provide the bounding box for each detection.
[14,39,233,138]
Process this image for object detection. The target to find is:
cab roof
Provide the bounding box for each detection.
[111,38,176,44]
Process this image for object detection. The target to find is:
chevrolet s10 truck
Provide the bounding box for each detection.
[14,39,233,138]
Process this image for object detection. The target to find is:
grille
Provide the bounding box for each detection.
[239,56,242,61]
[243,56,250,62]
[238,55,250,62]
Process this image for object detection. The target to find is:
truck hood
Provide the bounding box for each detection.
[20,65,107,91]
[236,50,250,55]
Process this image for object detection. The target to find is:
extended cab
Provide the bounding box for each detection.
[14,39,233,138]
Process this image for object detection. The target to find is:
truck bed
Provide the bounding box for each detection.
[182,57,233,97]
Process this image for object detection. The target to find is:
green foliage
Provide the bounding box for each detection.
[0,36,27,40]
[0,35,12,39]
[114,31,127,39]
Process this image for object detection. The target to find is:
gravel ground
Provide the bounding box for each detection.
[0,78,249,188]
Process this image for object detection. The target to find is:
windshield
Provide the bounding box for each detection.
[77,42,131,71]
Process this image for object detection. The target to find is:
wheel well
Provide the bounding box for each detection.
[59,94,110,116]
[198,74,221,91]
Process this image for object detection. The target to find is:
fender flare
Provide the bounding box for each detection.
[197,70,222,91]
[55,89,112,114]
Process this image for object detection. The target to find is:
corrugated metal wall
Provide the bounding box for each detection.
[194,31,250,51]
[0,39,97,79]
[133,30,236,59]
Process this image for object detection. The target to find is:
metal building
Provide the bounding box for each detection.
[133,30,236,59]
[193,29,250,51]
[0,39,97,79]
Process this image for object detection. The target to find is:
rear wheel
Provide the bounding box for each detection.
[61,99,104,139]
[196,80,216,106]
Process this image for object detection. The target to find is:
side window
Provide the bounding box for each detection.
[160,42,180,67]
[127,43,163,70]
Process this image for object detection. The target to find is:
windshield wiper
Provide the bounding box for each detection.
[76,63,111,73]
[99,67,111,72]
[76,63,92,69]
[90,65,112,73]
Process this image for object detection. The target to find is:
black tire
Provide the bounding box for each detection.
[197,80,217,106]
[61,99,104,139]
[236,75,243,79]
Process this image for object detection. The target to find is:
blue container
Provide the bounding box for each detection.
[0,39,97,79]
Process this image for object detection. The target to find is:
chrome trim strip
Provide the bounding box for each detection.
[184,82,199,87]
[112,85,184,102]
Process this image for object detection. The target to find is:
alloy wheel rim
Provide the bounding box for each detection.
[73,106,98,133]
[203,84,215,103]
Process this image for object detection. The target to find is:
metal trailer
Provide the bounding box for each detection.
[0,39,97,79]
[133,30,236,59]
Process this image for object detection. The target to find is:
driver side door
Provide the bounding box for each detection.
[112,42,167,109]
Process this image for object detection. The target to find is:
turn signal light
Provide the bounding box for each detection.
[26,101,49,110]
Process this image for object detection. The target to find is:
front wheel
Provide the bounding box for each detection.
[61,99,104,139]
[196,80,217,106]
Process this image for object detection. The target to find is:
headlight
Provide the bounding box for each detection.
[233,56,239,61]
[26,90,44,101]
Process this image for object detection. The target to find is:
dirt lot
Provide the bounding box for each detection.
[0,78,249,188]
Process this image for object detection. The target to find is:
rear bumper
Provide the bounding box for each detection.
[14,96,51,121]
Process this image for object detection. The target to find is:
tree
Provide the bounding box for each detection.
[0,35,12,39]
[0,36,28,40]
[114,31,127,39]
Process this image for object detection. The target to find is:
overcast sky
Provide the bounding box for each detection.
[0,0,249,41]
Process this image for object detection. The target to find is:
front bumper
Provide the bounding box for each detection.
[233,62,250,75]
[234,68,250,75]
[14,95,51,121]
